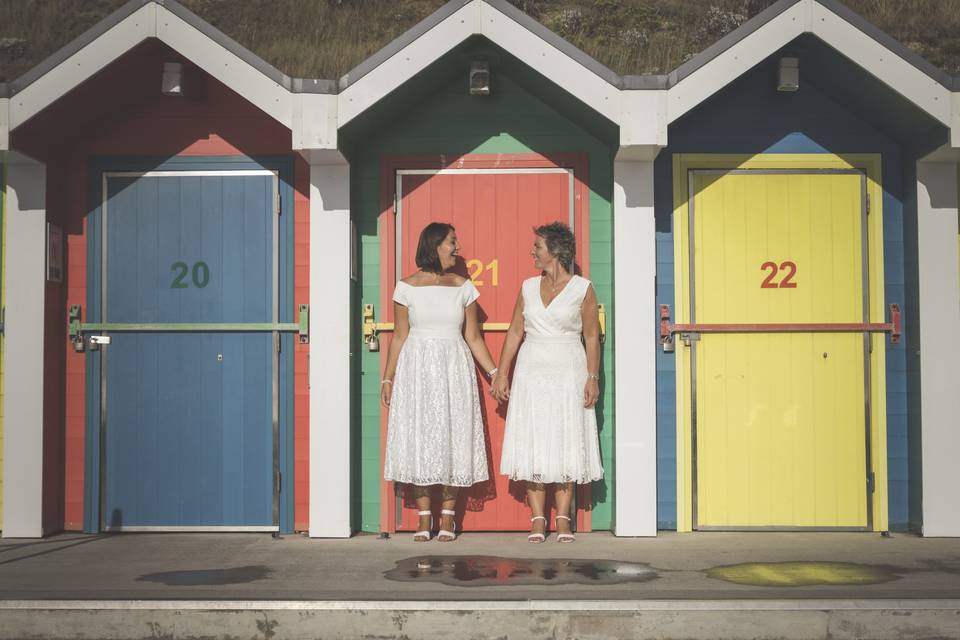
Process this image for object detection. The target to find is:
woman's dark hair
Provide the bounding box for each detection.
[534,221,576,272]
[415,222,455,274]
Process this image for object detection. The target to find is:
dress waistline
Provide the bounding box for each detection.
[408,328,463,339]
[523,334,582,344]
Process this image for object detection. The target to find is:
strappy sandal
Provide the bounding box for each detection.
[437,509,457,542]
[555,515,575,543]
[528,516,546,543]
[413,510,432,542]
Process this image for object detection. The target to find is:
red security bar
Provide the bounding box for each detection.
[659,304,902,345]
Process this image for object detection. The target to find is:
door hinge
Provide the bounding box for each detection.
[275,471,282,493]
[274,191,281,216]
[866,193,871,215]
[275,332,281,353]
[867,471,875,494]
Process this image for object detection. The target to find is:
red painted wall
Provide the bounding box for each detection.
[14,40,310,532]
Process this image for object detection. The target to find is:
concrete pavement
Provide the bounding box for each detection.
[0,531,958,638]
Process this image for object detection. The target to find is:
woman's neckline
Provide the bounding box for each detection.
[400,279,469,289]
[538,274,578,309]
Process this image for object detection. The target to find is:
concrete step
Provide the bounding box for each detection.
[2,599,959,640]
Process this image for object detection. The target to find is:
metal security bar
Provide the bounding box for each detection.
[68,304,309,351]
[362,302,607,351]
[658,303,901,351]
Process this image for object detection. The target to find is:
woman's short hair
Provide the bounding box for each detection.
[534,221,576,272]
[415,222,455,274]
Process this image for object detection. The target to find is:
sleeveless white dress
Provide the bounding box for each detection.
[500,275,604,484]
[383,280,489,487]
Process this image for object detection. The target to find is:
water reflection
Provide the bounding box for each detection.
[385,555,657,586]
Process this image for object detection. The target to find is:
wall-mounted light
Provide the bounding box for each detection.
[162,62,184,96]
[469,60,490,95]
[777,56,799,92]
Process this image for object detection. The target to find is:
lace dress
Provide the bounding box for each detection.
[500,275,604,484]
[383,280,489,487]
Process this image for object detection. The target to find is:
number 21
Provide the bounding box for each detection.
[467,259,499,286]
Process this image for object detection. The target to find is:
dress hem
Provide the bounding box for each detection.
[384,475,489,488]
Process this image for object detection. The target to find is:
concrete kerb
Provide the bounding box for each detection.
[1,600,959,640]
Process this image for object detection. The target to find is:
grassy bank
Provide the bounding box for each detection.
[2,0,959,82]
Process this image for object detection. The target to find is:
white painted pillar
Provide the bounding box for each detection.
[2,153,47,538]
[308,154,352,537]
[916,160,960,537]
[612,157,658,536]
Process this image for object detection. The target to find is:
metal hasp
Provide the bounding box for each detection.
[659,303,902,345]
[68,304,310,351]
[69,304,84,351]
[597,303,606,344]
[363,302,606,352]
[298,304,310,344]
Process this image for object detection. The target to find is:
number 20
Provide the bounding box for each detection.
[760,261,797,289]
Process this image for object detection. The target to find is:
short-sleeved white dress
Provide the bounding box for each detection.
[500,275,604,484]
[383,280,489,487]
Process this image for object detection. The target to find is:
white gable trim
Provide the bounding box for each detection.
[337,2,479,126]
[7,3,293,132]
[337,0,622,127]
[0,98,9,150]
[668,0,952,127]
[9,3,157,130]
[156,6,292,129]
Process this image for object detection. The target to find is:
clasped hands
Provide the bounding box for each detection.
[488,371,600,408]
[489,371,510,403]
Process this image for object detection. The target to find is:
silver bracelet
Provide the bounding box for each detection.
[381,379,393,386]
[588,373,600,381]
[487,367,498,378]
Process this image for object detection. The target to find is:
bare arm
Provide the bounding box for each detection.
[581,285,601,408]
[463,301,498,380]
[491,291,525,401]
[380,302,410,407]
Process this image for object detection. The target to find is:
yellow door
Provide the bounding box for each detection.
[691,169,870,529]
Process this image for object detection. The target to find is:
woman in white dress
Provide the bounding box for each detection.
[491,221,603,543]
[381,222,499,542]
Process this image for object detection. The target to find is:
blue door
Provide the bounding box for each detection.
[101,172,277,530]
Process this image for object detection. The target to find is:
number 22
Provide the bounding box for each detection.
[760,261,797,289]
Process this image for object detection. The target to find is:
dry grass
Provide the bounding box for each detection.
[1,0,959,83]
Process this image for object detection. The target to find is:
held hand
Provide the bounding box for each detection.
[491,372,510,403]
[583,379,600,408]
[381,382,393,407]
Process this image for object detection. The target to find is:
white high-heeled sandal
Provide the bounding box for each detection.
[413,510,432,542]
[437,509,457,542]
[555,515,575,543]
[528,516,546,543]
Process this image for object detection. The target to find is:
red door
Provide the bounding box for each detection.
[379,154,591,532]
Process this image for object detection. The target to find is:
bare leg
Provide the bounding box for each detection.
[554,482,575,542]
[438,486,459,541]
[527,482,547,542]
[414,485,432,541]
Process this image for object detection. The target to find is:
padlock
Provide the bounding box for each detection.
[367,332,381,352]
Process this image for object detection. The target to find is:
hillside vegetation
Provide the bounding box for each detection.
[1,0,959,83]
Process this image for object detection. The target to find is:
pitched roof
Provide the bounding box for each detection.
[1,0,956,141]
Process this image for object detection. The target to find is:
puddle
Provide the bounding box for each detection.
[706,561,900,587]
[137,565,272,586]
[385,555,657,586]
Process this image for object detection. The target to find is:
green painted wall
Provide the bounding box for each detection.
[345,56,617,532]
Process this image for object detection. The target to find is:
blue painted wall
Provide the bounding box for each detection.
[653,62,912,530]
